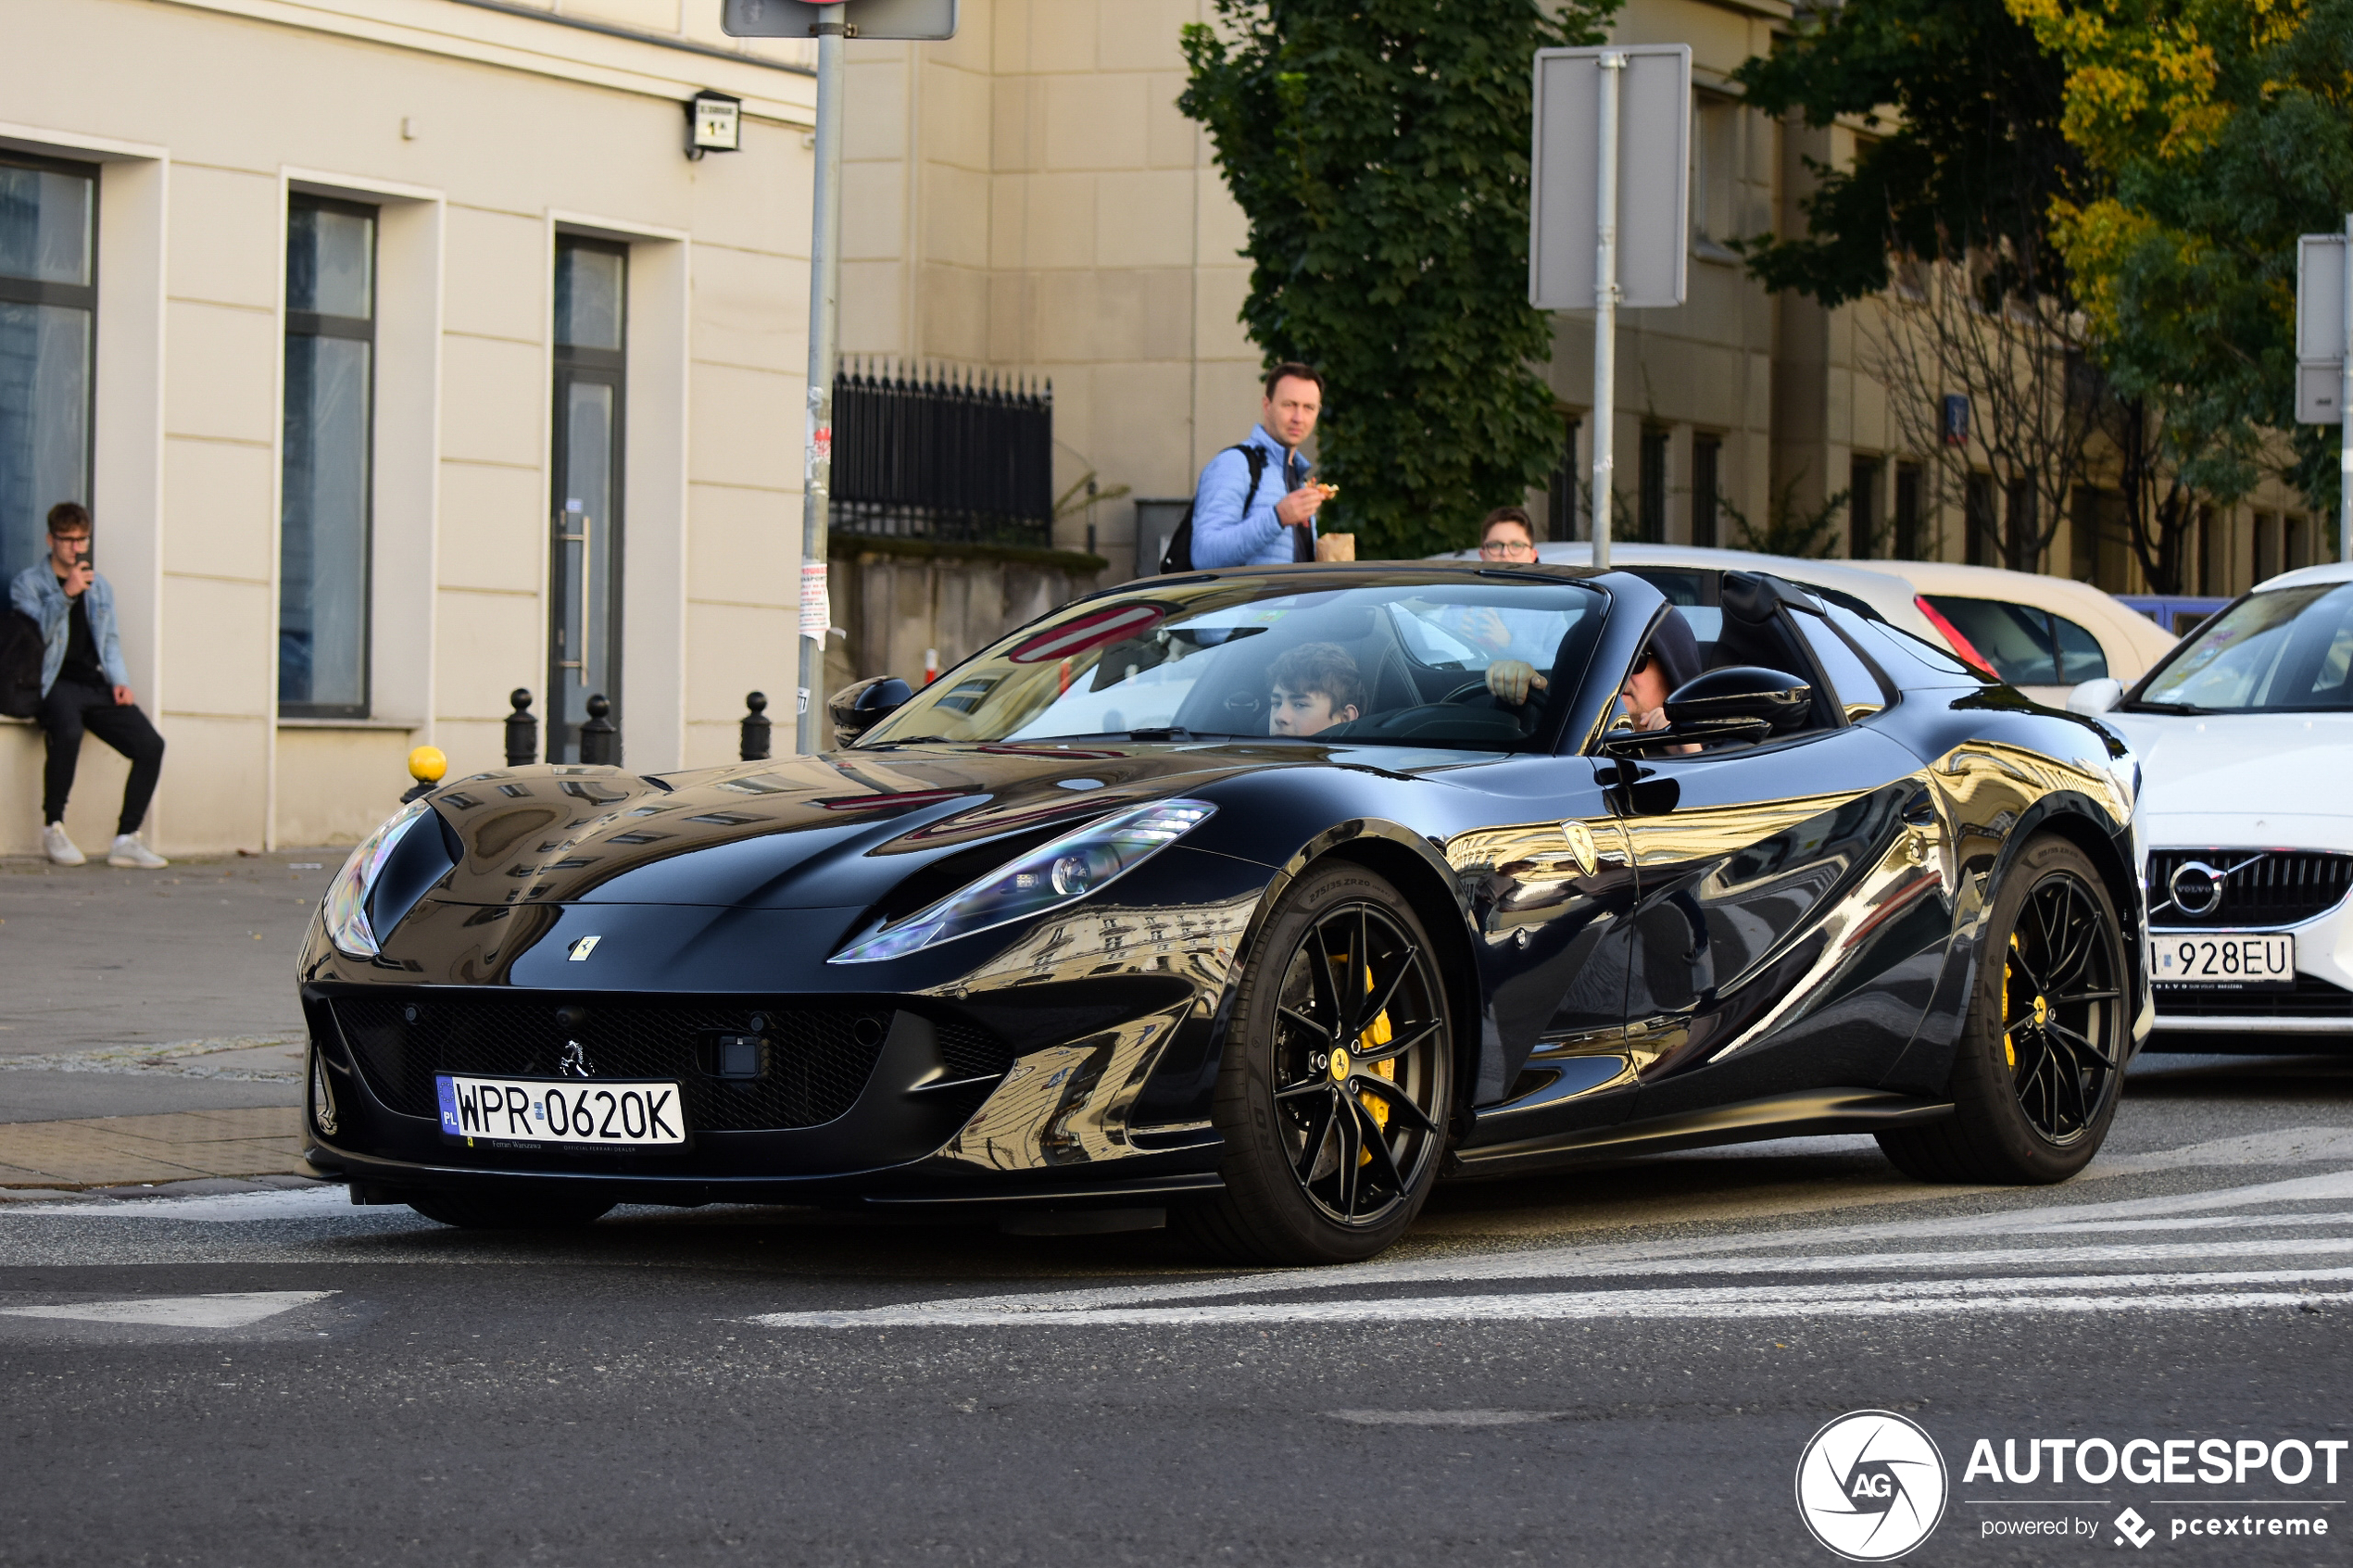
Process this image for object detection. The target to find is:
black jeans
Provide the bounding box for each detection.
[38,680,165,835]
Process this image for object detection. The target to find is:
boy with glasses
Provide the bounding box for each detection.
[8,502,168,867]
[1477,506,1540,561]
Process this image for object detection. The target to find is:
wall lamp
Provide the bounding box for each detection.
[687,90,742,159]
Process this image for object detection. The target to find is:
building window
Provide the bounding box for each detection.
[2198,505,2224,596]
[1691,433,1721,547]
[1894,462,1922,558]
[1692,94,1740,257]
[1638,427,1668,544]
[549,235,628,764]
[0,154,96,583]
[1965,472,1996,567]
[2286,513,2309,571]
[2005,477,2037,570]
[278,196,376,716]
[2253,510,2279,582]
[1548,417,1580,543]
[1848,456,1881,558]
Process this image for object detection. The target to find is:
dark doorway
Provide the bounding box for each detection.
[547,235,627,764]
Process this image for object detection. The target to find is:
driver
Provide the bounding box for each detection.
[1268,643,1365,737]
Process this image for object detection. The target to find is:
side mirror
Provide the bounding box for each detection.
[827,676,913,746]
[1663,666,1813,733]
[2066,677,2124,716]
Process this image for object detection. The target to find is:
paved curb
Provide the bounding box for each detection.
[0,1107,315,1190]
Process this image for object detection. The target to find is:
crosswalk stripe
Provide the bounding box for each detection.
[0,1290,334,1328]
[752,1268,2353,1329]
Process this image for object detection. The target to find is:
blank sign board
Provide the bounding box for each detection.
[1529,44,1692,312]
[722,0,958,38]
[2297,233,2345,423]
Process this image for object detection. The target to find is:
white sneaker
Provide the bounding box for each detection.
[107,834,168,869]
[41,823,84,867]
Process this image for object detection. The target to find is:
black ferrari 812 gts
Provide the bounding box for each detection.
[299,564,2150,1263]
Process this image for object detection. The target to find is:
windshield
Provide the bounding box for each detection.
[2135,583,2353,712]
[856,572,1605,752]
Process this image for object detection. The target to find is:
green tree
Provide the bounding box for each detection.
[1178,0,1615,560]
[1730,0,2083,307]
[2011,0,2353,532]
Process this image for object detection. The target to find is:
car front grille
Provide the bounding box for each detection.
[2155,973,2353,1019]
[2146,849,2353,931]
[325,995,1011,1132]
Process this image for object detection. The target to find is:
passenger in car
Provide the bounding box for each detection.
[1617,611,1703,735]
[1268,643,1366,737]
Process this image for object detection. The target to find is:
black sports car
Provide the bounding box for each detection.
[299,564,2151,1263]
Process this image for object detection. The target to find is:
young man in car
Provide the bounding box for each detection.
[1267,644,1365,738]
[1189,364,1331,568]
[8,502,169,868]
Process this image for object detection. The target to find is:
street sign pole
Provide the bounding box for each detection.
[1529,44,1688,566]
[2341,213,2351,566]
[797,3,847,753]
[1590,52,1622,572]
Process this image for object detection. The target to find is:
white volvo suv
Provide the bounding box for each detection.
[2072,562,2353,1048]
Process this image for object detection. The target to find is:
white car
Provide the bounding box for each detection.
[1840,558,2179,707]
[1456,545,2173,707]
[2070,561,2353,1048]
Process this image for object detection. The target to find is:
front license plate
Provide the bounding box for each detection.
[434,1074,686,1147]
[2154,932,2296,988]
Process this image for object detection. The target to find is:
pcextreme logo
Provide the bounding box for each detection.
[1796,1410,1951,1562]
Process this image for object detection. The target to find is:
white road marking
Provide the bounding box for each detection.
[755,1269,2353,1329]
[0,1188,359,1222]
[0,1290,334,1328]
[1327,1410,1565,1426]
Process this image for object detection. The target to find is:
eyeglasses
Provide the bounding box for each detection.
[1478,538,1537,558]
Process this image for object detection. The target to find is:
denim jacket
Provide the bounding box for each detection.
[1189,424,1313,569]
[9,563,129,696]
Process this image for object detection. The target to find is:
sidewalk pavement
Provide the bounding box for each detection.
[0,850,339,1195]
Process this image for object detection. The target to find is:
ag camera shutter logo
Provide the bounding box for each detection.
[1795,1410,1948,1561]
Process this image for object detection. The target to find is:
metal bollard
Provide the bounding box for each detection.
[740,691,773,761]
[505,688,538,767]
[400,745,447,804]
[579,693,618,766]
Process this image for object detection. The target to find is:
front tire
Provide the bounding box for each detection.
[1879,834,2128,1184]
[1178,863,1453,1264]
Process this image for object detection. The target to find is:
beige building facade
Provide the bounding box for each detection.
[2,0,2322,858]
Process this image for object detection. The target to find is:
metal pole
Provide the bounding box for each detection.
[798,3,848,753]
[1590,52,1623,572]
[2340,215,2351,566]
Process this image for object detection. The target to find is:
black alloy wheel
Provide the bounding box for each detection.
[1879,834,2129,1184]
[2001,870,2123,1144]
[1181,863,1453,1264]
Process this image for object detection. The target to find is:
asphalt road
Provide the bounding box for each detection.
[3,1051,2350,1567]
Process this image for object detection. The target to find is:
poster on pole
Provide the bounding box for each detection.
[722,0,958,39]
[1529,44,1692,311]
[2296,232,2345,422]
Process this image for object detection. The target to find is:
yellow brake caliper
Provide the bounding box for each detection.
[1355,960,1395,1162]
[2004,932,2020,1070]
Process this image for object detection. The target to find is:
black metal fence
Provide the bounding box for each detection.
[830,360,1054,547]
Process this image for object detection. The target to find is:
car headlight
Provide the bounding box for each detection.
[831,798,1217,964]
[321,798,432,958]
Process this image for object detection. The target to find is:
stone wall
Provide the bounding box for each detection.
[820,538,1106,741]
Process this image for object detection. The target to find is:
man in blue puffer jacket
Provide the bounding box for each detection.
[8,502,168,868]
[1188,363,1331,568]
